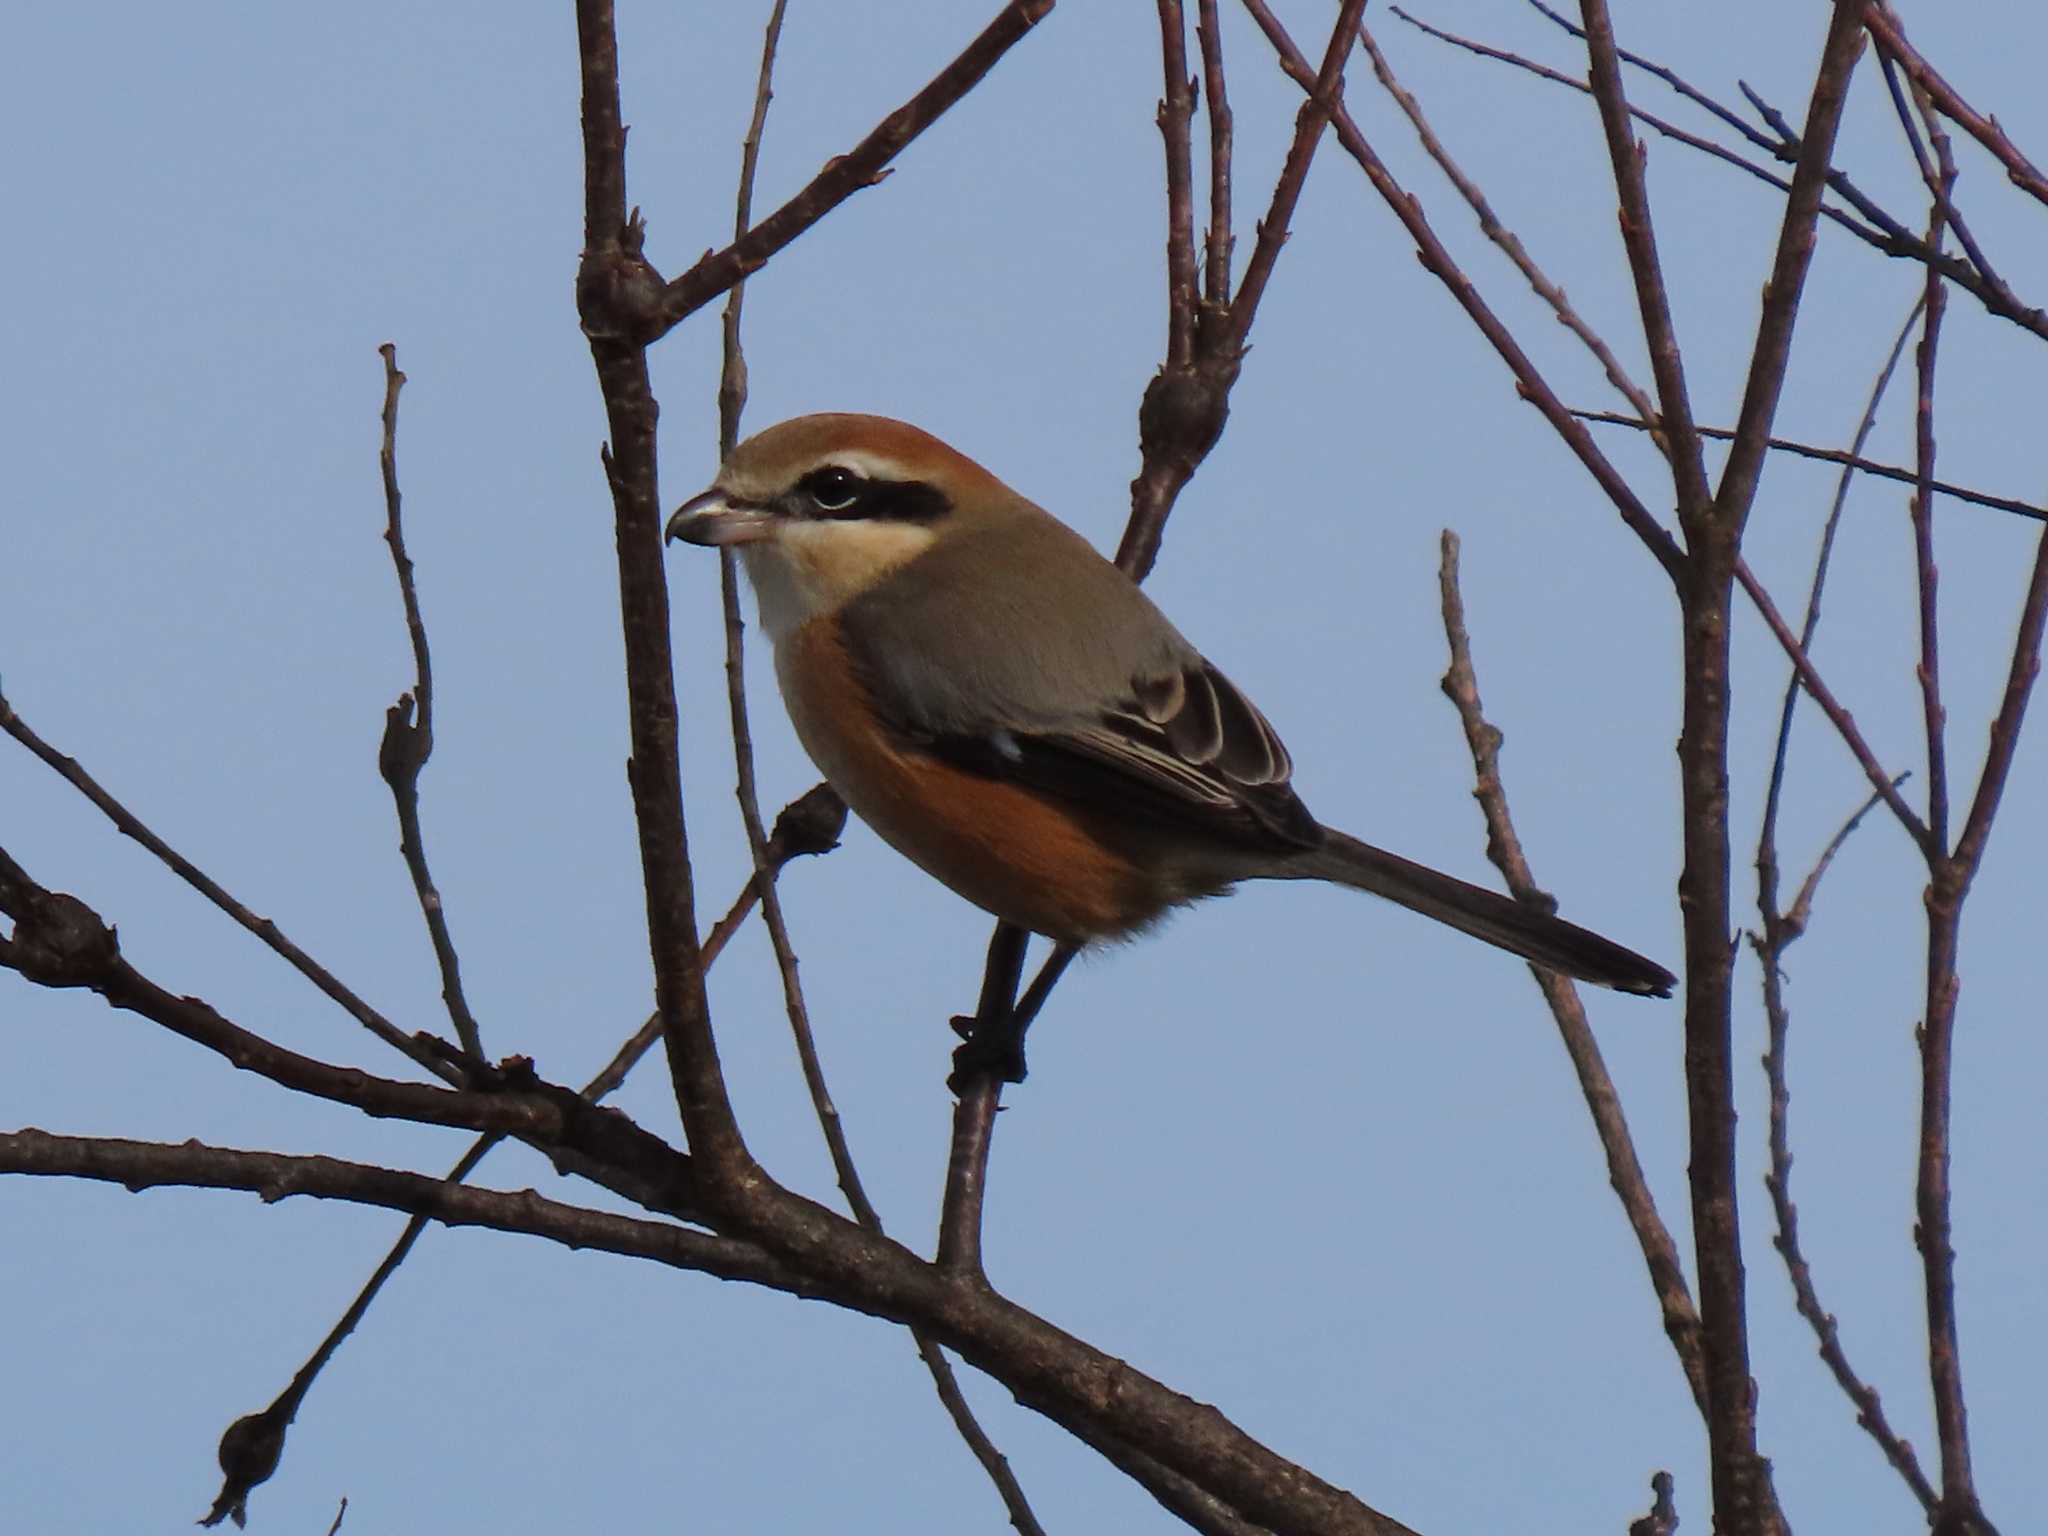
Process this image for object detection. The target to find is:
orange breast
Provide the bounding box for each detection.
[776,617,1158,944]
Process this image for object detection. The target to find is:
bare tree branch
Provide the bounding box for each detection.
[1714,1,1870,534]
[1867,6,2048,209]
[373,342,484,1060]
[0,842,704,1219]
[1244,0,1684,581]
[194,788,840,1529]
[641,1,1059,342]
[1574,0,1712,520]
[1358,24,1658,431]
[1392,5,2048,344]
[1754,778,1938,1517]
[1573,410,2046,524]
[0,692,460,1081]
[1196,0,1235,308]
[1437,532,1707,1412]
[0,1128,788,1286]
[575,0,752,1189]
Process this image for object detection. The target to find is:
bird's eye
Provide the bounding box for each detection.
[803,466,863,514]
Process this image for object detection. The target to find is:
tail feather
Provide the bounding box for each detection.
[1286,827,1675,997]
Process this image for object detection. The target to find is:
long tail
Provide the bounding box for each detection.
[1283,826,1675,997]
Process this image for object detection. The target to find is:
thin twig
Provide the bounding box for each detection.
[0,842,704,1220]
[1157,0,1200,369]
[1526,0,1751,143]
[1755,296,1920,892]
[1747,294,1935,1513]
[1220,0,1367,357]
[1867,6,2048,209]
[1396,4,1873,234]
[1436,532,1706,1412]
[1755,778,1936,1514]
[1573,410,2046,524]
[0,692,460,1081]
[1907,89,1955,855]
[198,802,837,1529]
[1392,5,2048,345]
[373,343,484,1059]
[1950,535,2048,878]
[641,1,1058,343]
[1243,0,1685,582]
[1737,553,1932,844]
[1573,0,1712,524]
[1195,0,1234,307]
[1355,23,1658,431]
[1878,54,2004,307]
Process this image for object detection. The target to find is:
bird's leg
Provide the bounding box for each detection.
[948,935,1077,1091]
[948,921,1030,1087]
[1011,942,1078,1036]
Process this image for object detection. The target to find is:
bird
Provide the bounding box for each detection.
[666,412,1675,1045]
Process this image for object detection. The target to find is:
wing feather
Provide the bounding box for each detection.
[923,658,1321,853]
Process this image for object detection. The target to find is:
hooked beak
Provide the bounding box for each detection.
[665,490,782,547]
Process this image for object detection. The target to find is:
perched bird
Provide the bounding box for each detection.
[667,414,1674,1008]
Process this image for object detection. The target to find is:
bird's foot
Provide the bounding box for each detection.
[948,1012,1029,1092]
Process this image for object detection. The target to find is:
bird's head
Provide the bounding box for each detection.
[667,413,1014,640]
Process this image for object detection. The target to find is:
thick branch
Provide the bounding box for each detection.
[1715,2,1871,534]
[3,1123,1418,1533]
[575,0,751,1186]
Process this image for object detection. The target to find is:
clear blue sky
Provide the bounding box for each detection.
[3,4,2042,1532]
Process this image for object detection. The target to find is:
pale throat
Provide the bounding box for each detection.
[742,519,938,646]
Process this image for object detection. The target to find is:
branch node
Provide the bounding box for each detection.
[3,888,120,988]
